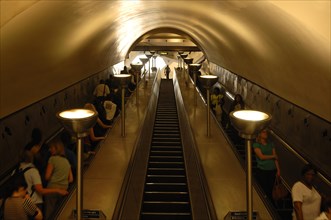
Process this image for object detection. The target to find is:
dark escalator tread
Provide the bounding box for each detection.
[144,191,189,201]
[141,79,192,218]
[149,156,183,162]
[141,212,191,220]
[145,183,188,192]
[146,175,187,183]
[142,201,191,212]
[148,161,184,168]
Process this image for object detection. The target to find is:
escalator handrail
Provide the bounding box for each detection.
[269,129,331,189]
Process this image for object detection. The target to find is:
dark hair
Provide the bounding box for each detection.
[301,164,317,176]
[7,175,28,196]
[48,137,65,156]
[214,87,220,93]
[24,142,34,151]
[31,128,42,145]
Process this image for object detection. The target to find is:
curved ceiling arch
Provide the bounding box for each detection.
[126,27,205,56]
[1,1,330,121]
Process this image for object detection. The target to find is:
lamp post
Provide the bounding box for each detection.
[177,55,181,69]
[139,57,149,85]
[180,54,188,83]
[152,54,157,72]
[184,58,193,86]
[130,63,143,105]
[57,109,98,220]
[229,110,272,220]
[199,75,218,137]
[114,74,131,136]
[189,63,201,106]
[146,54,153,79]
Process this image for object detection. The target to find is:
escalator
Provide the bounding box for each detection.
[141,79,191,220]
[112,75,215,220]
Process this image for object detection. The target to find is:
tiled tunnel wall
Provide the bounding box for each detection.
[0,66,114,176]
[209,62,331,192]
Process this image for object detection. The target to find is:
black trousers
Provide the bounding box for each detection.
[255,168,276,200]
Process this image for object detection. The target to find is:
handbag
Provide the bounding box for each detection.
[272,176,288,201]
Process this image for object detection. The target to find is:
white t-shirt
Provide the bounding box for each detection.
[292,181,321,220]
[20,163,43,205]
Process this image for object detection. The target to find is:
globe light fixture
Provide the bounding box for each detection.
[57,109,98,220]
[199,75,218,137]
[230,110,272,220]
[114,74,132,136]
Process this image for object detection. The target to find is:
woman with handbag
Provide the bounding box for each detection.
[253,129,280,201]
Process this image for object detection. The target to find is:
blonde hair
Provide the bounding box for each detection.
[48,138,65,156]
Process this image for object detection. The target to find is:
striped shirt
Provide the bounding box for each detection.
[4,197,38,220]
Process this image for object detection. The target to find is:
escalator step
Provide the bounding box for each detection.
[142,201,191,212]
[151,145,181,149]
[145,183,187,192]
[149,161,184,168]
[149,156,183,162]
[150,151,182,156]
[148,168,185,175]
[144,191,189,201]
[151,142,181,146]
[147,175,186,183]
[141,212,191,220]
[152,137,181,141]
[153,134,180,138]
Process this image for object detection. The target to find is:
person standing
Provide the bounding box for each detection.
[210,87,224,122]
[164,65,170,79]
[253,129,280,200]
[44,138,73,220]
[292,164,322,220]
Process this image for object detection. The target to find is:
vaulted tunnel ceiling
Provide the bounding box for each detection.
[0,1,330,121]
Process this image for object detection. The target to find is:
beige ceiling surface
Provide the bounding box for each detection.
[1,1,330,121]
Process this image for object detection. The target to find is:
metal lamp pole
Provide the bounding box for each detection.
[199,75,218,137]
[57,109,98,220]
[189,64,201,106]
[130,63,143,105]
[229,110,272,220]
[114,74,131,136]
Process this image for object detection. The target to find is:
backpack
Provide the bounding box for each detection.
[16,166,36,196]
